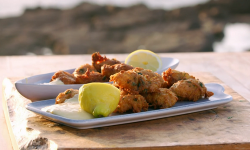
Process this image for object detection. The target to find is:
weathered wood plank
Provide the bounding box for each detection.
[1,52,250,149]
[2,72,250,149]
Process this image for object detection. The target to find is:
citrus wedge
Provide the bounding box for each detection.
[125,50,162,72]
[78,83,120,117]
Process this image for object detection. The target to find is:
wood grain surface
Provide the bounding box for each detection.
[2,72,250,150]
[1,52,250,150]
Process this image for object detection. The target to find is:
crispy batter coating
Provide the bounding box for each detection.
[50,70,77,84]
[101,63,134,79]
[73,64,96,77]
[110,70,148,94]
[162,81,169,88]
[132,67,155,77]
[143,88,178,109]
[110,68,164,94]
[114,90,148,113]
[170,78,214,102]
[162,68,195,88]
[55,89,79,104]
[133,68,164,93]
[75,68,109,84]
[92,52,121,72]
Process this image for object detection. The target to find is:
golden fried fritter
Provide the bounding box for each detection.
[170,78,214,102]
[114,90,148,113]
[110,70,148,94]
[162,68,195,88]
[133,67,164,93]
[73,64,99,84]
[75,68,109,84]
[92,52,121,72]
[73,64,96,77]
[55,89,79,104]
[143,88,178,109]
[101,63,134,79]
[50,70,77,84]
[110,68,165,94]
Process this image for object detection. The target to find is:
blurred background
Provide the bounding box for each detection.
[0,0,250,55]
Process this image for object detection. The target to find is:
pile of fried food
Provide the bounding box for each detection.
[53,52,214,114]
[50,52,133,84]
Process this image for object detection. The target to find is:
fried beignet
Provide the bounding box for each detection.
[75,69,109,84]
[101,63,134,79]
[143,88,178,109]
[133,67,164,93]
[110,68,164,94]
[170,78,214,102]
[92,52,121,72]
[162,68,195,88]
[114,90,148,113]
[50,70,77,84]
[110,70,148,94]
[73,64,96,77]
[55,89,79,104]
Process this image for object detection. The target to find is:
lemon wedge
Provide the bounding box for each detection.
[78,83,120,117]
[125,49,162,72]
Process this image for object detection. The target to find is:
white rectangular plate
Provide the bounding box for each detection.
[16,57,179,101]
[26,83,232,129]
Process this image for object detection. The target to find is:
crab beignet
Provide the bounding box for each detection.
[170,78,214,102]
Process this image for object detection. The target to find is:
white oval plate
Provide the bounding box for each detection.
[26,83,232,129]
[15,57,179,101]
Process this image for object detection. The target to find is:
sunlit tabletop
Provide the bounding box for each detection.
[1,52,250,149]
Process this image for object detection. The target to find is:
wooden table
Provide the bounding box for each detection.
[1,52,250,149]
